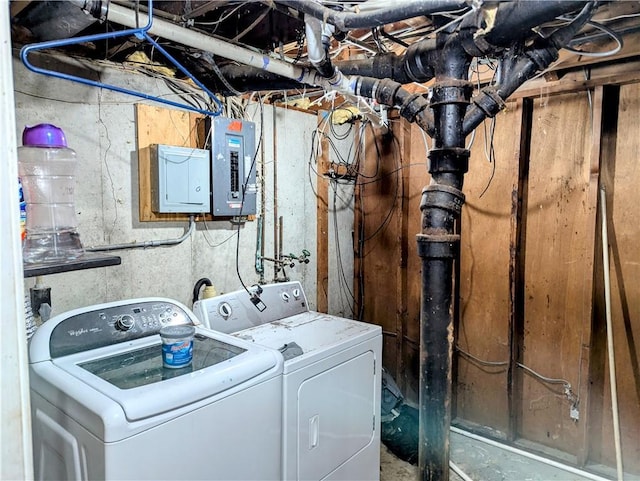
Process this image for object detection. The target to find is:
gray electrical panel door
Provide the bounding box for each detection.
[210,117,257,216]
[150,144,210,213]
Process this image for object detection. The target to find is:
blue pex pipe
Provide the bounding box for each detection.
[20,0,222,116]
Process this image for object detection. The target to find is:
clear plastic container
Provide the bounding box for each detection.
[18,124,84,263]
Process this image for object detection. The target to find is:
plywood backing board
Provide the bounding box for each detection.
[520,91,593,456]
[592,82,640,473]
[454,102,523,434]
[355,121,405,375]
[401,121,431,400]
[355,83,640,473]
[136,104,206,222]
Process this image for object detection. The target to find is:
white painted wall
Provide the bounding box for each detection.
[13,54,354,318]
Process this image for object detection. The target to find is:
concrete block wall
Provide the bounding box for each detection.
[14,55,354,317]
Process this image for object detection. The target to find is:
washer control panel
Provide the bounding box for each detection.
[193,281,309,334]
[48,299,193,358]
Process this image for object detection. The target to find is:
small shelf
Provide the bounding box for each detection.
[23,252,121,278]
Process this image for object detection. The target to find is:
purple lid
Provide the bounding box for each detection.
[22,124,68,148]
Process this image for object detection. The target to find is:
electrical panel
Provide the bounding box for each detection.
[150,144,210,213]
[210,117,257,216]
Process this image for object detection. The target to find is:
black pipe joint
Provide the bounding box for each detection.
[420,184,465,217]
[315,58,336,78]
[471,87,505,118]
[430,80,473,107]
[404,39,437,82]
[416,233,460,259]
[428,147,470,175]
[355,77,401,106]
[420,184,465,235]
[375,78,403,106]
[399,93,430,123]
[527,45,559,71]
[458,23,496,58]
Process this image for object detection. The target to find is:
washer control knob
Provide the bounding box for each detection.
[281,292,291,302]
[292,288,301,299]
[218,302,232,319]
[115,314,135,331]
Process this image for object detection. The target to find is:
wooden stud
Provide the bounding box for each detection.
[316,125,329,313]
[574,84,605,466]
[508,98,533,441]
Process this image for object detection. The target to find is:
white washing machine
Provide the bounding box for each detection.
[29,297,284,481]
[193,282,382,481]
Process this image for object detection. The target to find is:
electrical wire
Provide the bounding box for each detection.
[516,362,579,406]
[234,94,264,296]
[192,2,247,28]
[330,179,356,316]
[360,129,402,245]
[564,20,624,58]
[478,116,496,199]
[201,219,239,247]
[455,345,509,367]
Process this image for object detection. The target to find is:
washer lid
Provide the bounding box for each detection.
[49,329,282,421]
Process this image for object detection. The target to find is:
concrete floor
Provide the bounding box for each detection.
[380,430,638,481]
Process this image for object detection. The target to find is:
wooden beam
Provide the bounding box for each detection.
[550,31,640,74]
[353,127,364,321]
[575,84,605,467]
[10,1,32,17]
[510,70,640,101]
[396,119,411,391]
[316,128,330,313]
[508,98,533,442]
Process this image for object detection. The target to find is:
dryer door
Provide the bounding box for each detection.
[297,350,376,480]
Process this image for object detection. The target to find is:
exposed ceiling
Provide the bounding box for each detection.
[9,1,640,103]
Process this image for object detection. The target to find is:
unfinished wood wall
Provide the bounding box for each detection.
[356,78,640,473]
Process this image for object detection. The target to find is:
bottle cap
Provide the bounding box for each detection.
[22,124,68,148]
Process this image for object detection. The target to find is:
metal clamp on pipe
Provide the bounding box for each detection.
[428,147,470,175]
[416,233,460,259]
[420,184,466,235]
[430,80,473,106]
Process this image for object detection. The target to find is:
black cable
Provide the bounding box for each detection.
[235,97,264,296]
[330,179,356,316]
[379,27,410,48]
[478,116,497,199]
[361,129,401,243]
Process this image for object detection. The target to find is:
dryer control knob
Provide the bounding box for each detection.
[292,288,301,299]
[281,292,291,302]
[218,302,233,319]
[115,314,135,331]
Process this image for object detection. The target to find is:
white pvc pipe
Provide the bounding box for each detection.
[600,186,625,481]
[450,460,474,481]
[103,2,356,95]
[450,427,613,481]
[305,16,326,65]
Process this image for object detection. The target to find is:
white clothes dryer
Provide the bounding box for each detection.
[194,282,382,481]
[29,297,284,481]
